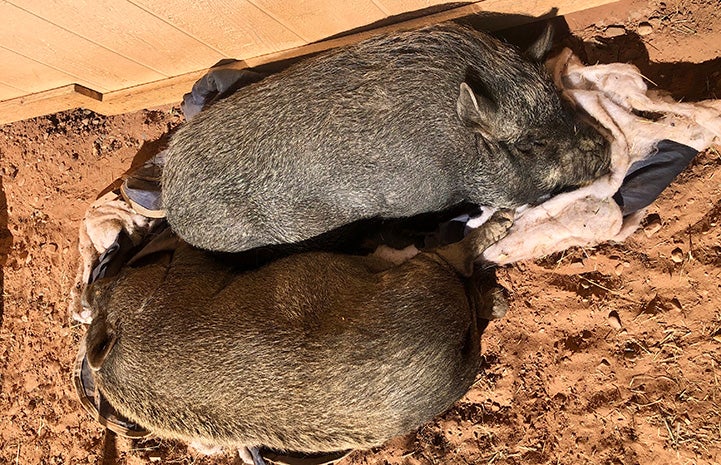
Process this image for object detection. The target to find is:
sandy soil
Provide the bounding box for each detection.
[0,0,719,464]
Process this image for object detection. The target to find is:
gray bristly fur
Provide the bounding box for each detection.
[162,23,610,253]
[84,211,513,454]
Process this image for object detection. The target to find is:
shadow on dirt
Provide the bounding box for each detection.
[0,176,11,328]
[476,16,720,101]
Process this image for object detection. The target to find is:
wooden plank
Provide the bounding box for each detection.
[9,0,225,78]
[83,69,210,115]
[0,82,25,101]
[253,0,388,42]
[0,85,101,125]
[130,0,306,59]
[90,0,618,116]
[0,2,165,92]
[0,0,620,124]
[0,47,80,94]
[375,0,473,17]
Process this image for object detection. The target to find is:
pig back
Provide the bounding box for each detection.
[90,248,482,452]
[162,25,503,252]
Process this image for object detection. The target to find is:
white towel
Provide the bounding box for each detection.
[481,48,721,265]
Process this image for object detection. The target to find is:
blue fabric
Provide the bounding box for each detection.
[89,230,138,284]
[614,139,698,215]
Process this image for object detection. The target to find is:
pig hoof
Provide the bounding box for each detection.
[372,244,420,265]
[484,209,515,243]
[72,309,93,325]
[480,287,509,320]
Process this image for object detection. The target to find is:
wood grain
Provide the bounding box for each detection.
[10,0,225,78]
[376,0,473,17]
[251,0,388,42]
[0,85,101,125]
[131,0,306,59]
[0,47,81,94]
[0,82,25,101]
[0,1,164,92]
[0,0,620,124]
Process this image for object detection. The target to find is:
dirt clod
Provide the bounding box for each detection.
[638,21,654,35]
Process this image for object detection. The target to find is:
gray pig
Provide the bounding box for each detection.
[84,210,513,456]
[162,23,610,253]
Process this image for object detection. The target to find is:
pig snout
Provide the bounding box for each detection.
[570,118,612,182]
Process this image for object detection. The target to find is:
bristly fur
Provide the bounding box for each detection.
[162,23,609,253]
[86,211,512,453]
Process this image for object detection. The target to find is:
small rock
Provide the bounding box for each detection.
[608,310,623,330]
[605,25,627,37]
[644,213,662,237]
[638,21,654,35]
[643,294,667,315]
[671,247,684,263]
[669,297,683,311]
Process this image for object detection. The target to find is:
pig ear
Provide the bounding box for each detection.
[456,83,496,136]
[525,24,554,62]
[86,312,117,371]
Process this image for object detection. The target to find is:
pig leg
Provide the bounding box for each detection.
[478,286,509,320]
[435,209,514,277]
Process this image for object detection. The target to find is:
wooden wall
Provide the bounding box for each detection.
[0,0,616,124]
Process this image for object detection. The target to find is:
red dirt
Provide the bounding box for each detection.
[1,0,719,464]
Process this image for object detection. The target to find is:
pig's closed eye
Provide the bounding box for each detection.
[516,138,547,153]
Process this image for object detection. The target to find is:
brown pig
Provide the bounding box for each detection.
[83,210,513,456]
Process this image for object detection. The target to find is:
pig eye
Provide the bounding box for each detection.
[516,138,546,154]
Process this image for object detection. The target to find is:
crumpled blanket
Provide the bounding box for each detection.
[480,48,721,264]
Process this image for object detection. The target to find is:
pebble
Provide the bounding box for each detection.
[608,310,623,330]
[669,298,683,311]
[606,25,627,37]
[644,213,662,237]
[671,247,684,263]
[638,22,654,36]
